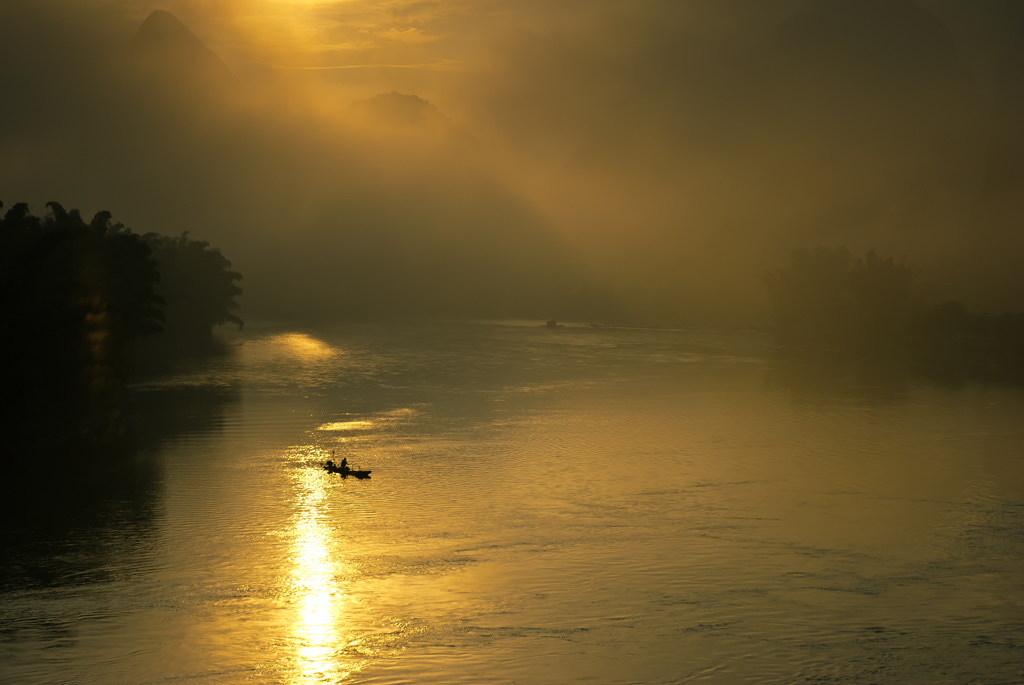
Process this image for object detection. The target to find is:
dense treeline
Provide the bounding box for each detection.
[763,247,1024,358]
[138,231,243,355]
[762,247,914,337]
[0,200,242,443]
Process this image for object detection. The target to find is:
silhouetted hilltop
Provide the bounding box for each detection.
[345,91,475,150]
[347,92,444,126]
[131,10,234,87]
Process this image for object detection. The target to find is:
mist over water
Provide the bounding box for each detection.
[3,0,1024,324]
[3,321,1022,683]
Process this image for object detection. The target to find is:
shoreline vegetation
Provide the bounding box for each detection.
[4,199,1023,455]
[1,200,243,452]
[761,246,1024,380]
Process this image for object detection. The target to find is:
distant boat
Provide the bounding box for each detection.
[544,319,563,328]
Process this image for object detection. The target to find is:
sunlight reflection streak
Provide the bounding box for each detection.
[289,467,359,682]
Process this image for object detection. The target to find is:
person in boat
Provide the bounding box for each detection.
[339,457,349,471]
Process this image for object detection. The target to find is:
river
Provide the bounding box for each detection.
[2,320,1022,684]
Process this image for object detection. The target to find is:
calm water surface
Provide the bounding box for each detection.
[2,321,1023,683]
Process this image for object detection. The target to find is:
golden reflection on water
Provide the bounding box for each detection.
[271,333,340,360]
[317,421,374,431]
[288,466,360,682]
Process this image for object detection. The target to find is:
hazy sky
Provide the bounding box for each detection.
[3,0,1024,324]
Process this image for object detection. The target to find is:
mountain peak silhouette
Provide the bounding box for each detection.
[132,10,233,85]
[135,10,204,50]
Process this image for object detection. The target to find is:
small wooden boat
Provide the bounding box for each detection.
[323,461,372,478]
[338,468,371,479]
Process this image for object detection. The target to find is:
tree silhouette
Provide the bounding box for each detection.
[762,247,915,339]
[761,246,852,331]
[1,201,165,444]
[1,200,244,446]
[142,231,242,349]
[2,201,164,362]
[847,249,915,338]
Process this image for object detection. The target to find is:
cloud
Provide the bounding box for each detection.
[376,27,443,43]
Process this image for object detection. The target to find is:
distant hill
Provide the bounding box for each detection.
[347,92,445,127]
[344,91,476,150]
